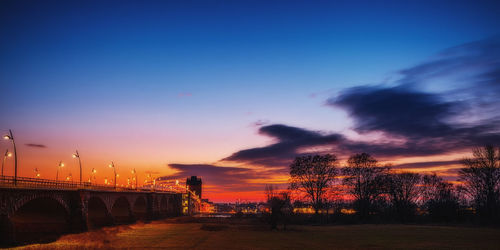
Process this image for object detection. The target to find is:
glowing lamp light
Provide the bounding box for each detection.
[3,135,11,140]
[6,152,12,157]
[72,154,77,158]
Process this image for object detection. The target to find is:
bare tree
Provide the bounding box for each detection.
[265,184,292,230]
[421,173,459,222]
[387,172,421,221]
[342,153,389,219]
[289,154,338,214]
[459,145,500,221]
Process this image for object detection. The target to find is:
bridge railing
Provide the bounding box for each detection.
[0,175,176,193]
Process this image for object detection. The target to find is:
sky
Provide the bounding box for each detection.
[1,0,499,202]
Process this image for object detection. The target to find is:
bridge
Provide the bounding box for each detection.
[0,175,200,246]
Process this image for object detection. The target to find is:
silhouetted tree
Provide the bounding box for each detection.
[421,173,459,222]
[386,172,421,222]
[459,146,500,222]
[289,154,338,214]
[342,153,389,220]
[265,184,292,230]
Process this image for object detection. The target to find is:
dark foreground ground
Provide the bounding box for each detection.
[11,217,500,249]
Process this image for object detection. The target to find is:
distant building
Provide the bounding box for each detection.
[186,176,202,199]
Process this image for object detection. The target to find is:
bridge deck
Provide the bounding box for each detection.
[0,175,178,193]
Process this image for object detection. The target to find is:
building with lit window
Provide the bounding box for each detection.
[186,176,202,199]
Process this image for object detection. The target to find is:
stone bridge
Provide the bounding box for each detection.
[0,187,186,245]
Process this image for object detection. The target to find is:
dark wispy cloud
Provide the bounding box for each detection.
[392,160,460,169]
[327,36,500,157]
[167,163,285,192]
[223,124,343,167]
[222,36,500,167]
[25,143,47,148]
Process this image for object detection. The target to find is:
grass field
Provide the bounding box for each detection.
[14,218,500,249]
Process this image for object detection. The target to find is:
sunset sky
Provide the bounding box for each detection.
[1,0,499,202]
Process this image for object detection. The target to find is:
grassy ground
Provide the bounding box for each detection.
[13,218,500,249]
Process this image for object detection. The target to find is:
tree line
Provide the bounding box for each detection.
[265,145,500,228]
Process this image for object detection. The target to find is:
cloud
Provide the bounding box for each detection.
[223,124,343,167]
[392,160,460,169]
[330,86,460,138]
[25,143,47,148]
[223,36,500,168]
[166,163,287,192]
[326,36,500,157]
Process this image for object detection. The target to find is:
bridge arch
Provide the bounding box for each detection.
[87,196,112,229]
[132,196,148,220]
[9,196,70,244]
[111,196,132,224]
[12,193,70,216]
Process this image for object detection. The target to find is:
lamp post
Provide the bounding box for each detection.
[1,149,12,177]
[72,150,82,185]
[131,168,138,190]
[147,173,155,190]
[56,161,65,181]
[34,168,40,178]
[108,162,117,189]
[91,168,97,184]
[3,130,17,185]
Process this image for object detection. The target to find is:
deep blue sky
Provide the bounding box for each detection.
[0,0,499,200]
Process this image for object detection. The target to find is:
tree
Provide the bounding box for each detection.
[421,173,459,222]
[289,154,338,214]
[265,184,292,230]
[342,153,389,220]
[386,172,421,222]
[459,145,500,221]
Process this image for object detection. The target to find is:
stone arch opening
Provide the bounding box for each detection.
[10,197,69,244]
[111,197,132,224]
[87,197,111,229]
[132,196,147,220]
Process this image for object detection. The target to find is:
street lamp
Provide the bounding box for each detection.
[56,161,65,181]
[131,168,138,190]
[34,168,40,178]
[146,173,155,190]
[1,149,12,177]
[3,130,17,185]
[72,150,82,185]
[108,162,117,189]
[91,168,97,184]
